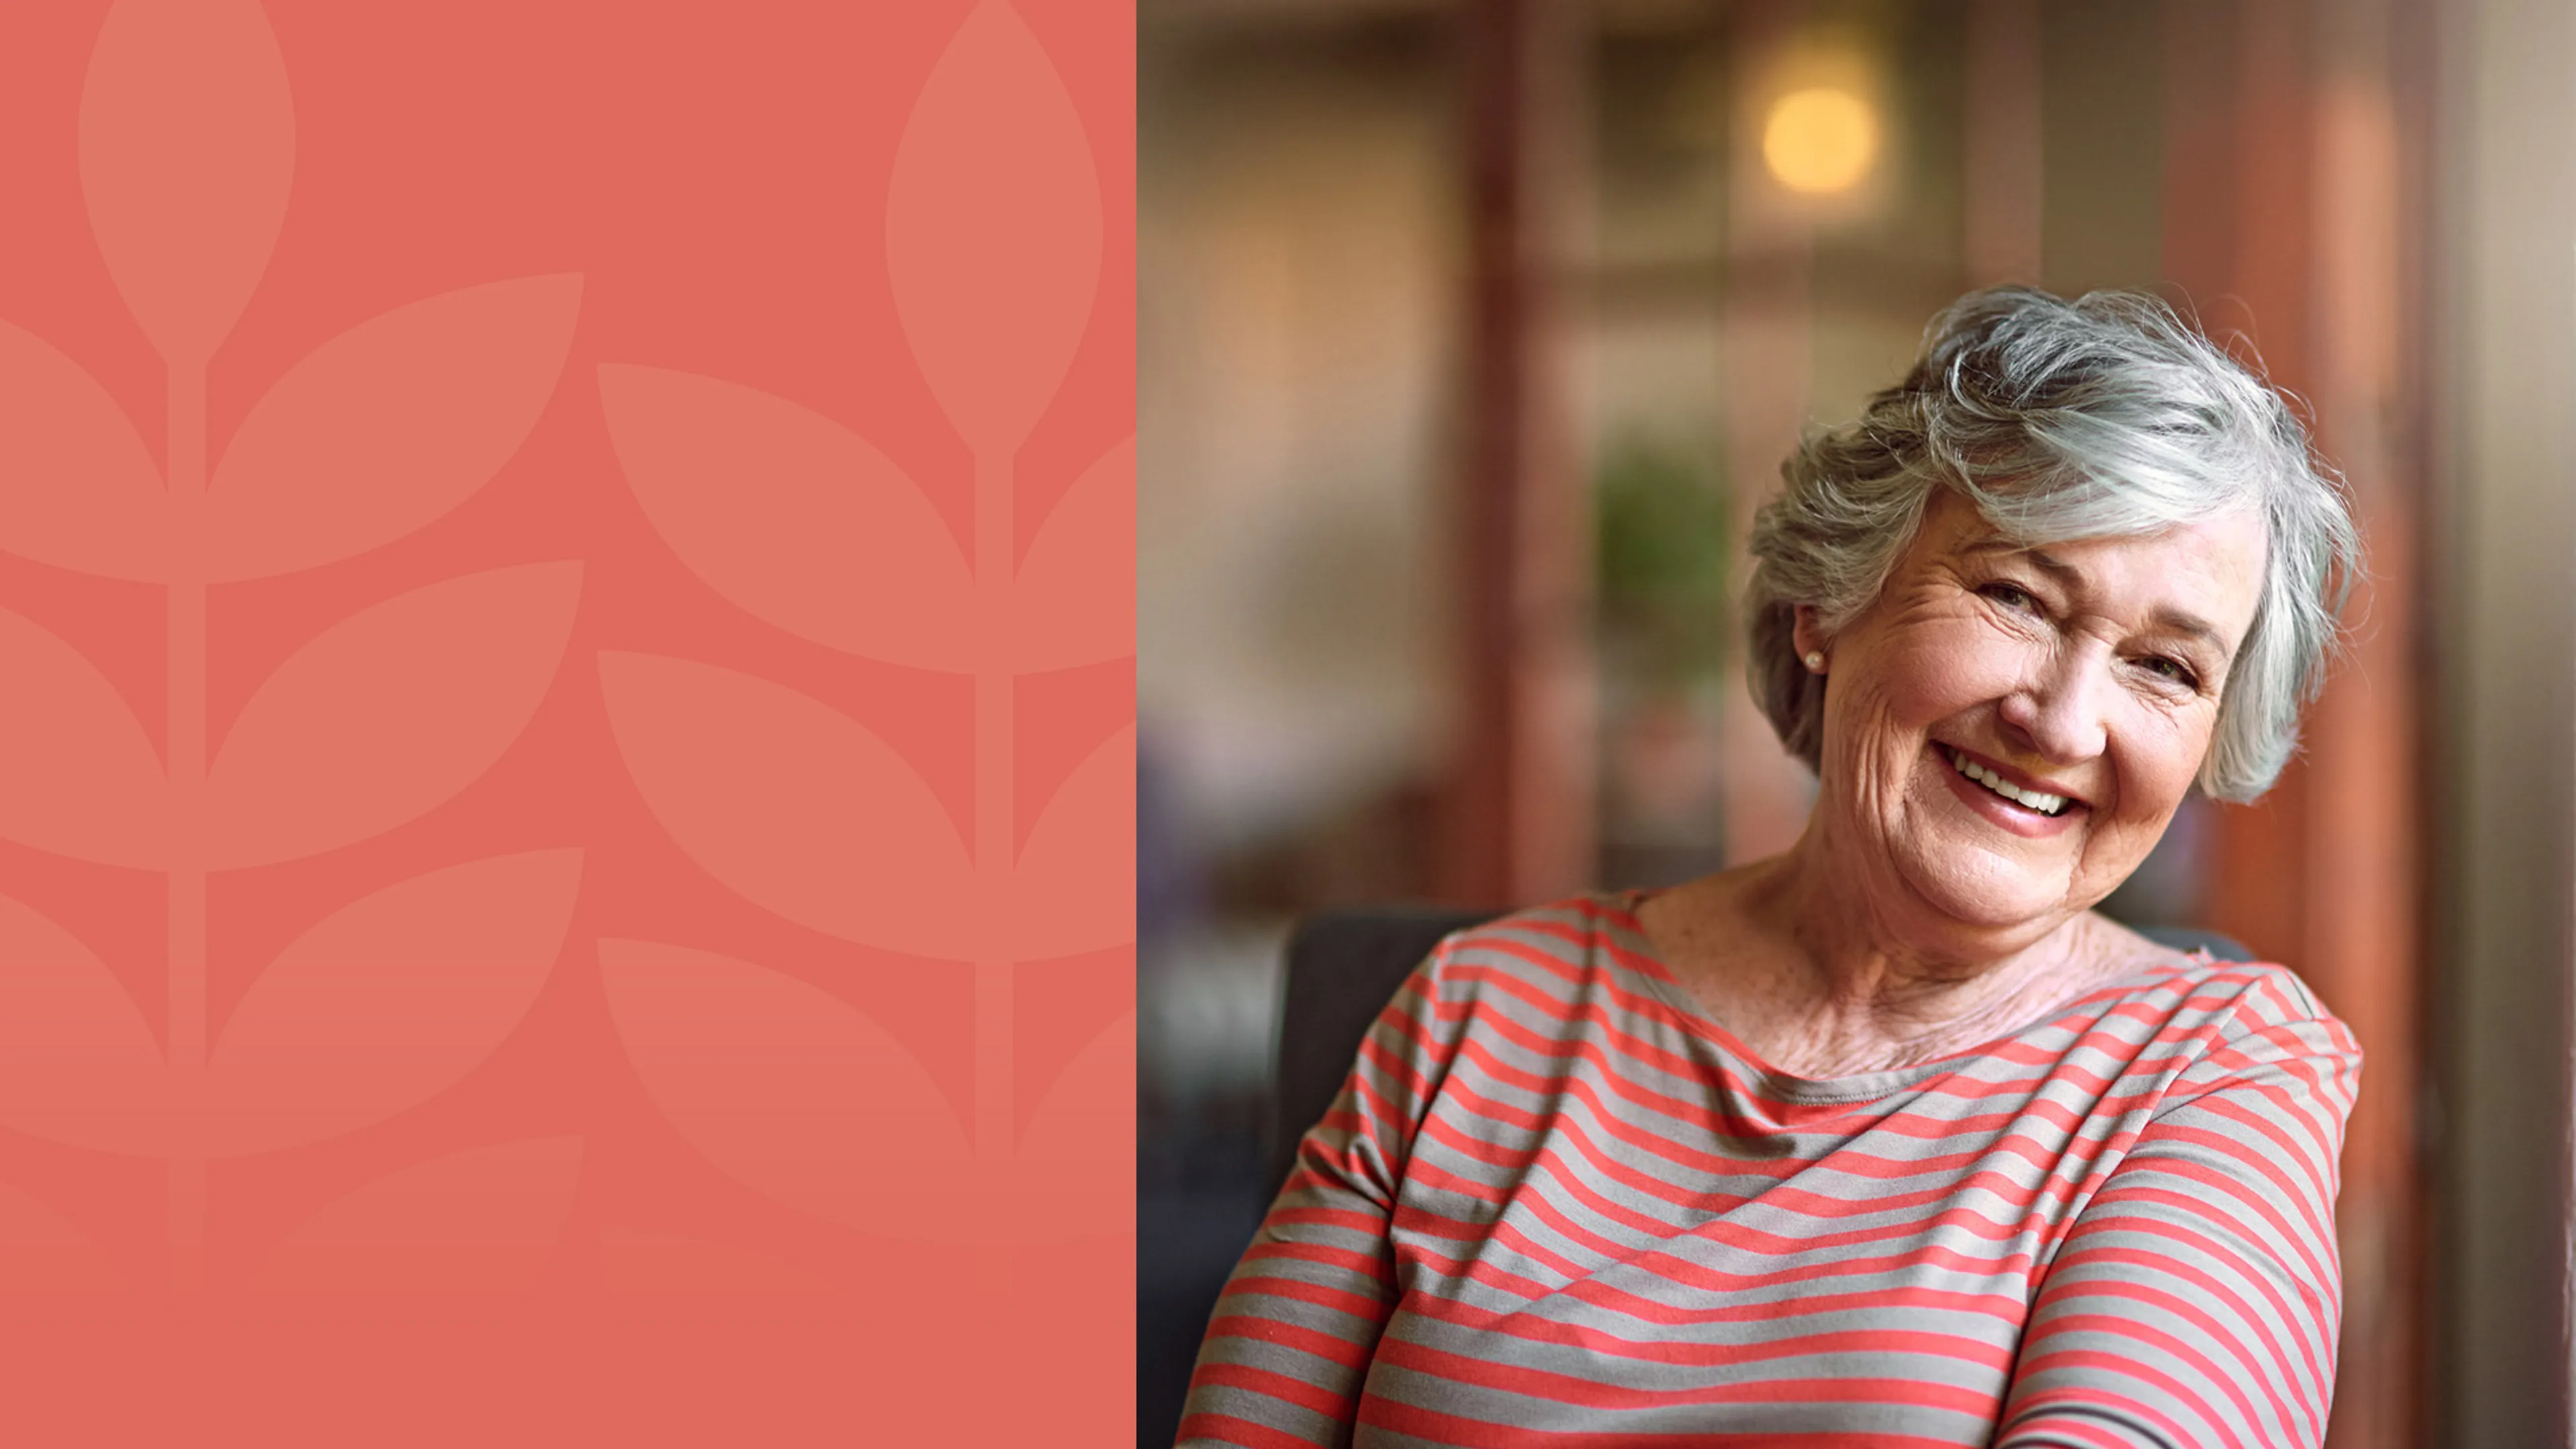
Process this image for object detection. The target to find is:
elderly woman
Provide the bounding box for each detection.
[1177,288,2363,1448]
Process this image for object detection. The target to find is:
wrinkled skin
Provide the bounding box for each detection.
[1640,490,2270,1078]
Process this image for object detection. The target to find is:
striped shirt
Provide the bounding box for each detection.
[1180,894,2359,1448]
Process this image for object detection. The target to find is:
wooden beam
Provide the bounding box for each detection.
[1441,0,1593,907]
[2163,1,2433,1442]
[1964,0,2043,287]
[1713,1,1819,867]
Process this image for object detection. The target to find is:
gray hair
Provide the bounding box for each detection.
[1743,286,2359,802]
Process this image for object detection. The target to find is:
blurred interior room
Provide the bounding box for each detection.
[1136,1,2575,1444]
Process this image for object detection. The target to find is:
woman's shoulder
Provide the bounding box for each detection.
[1411,892,1658,999]
[1424,892,1636,960]
[2088,914,2345,1024]
[2082,916,2361,1082]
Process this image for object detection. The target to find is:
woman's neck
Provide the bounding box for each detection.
[1637,842,2135,1079]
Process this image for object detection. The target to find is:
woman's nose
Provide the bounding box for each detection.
[1997,650,2110,763]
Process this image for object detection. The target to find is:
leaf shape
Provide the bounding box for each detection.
[598,939,977,1240]
[206,562,581,868]
[202,849,580,1157]
[0,319,170,581]
[1014,434,1133,671]
[78,0,292,366]
[1010,724,1133,959]
[250,1137,582,1293]
[886,1,1103,453]
[0,1178,126,1292]
[0,894,171,1157]
[598,653,971,959]
[210,276,584,581]
[0,605,166,868]
[1006,1010,1132,1244]
[597,365,971,668]
[597,1225,839,1295]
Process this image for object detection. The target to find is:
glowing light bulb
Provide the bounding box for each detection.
[1762,86,1879,195]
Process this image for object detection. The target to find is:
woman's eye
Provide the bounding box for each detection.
[2141,655,2200,689]
[1979,582,2038,612]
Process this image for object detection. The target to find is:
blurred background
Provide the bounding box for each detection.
[1137,1,2576,1445]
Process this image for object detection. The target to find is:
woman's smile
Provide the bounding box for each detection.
[1798,490,2268,946]
[1931,741,2086,837]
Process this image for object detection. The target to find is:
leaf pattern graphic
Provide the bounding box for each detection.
[0,319,170,582]
[886,1,1103,451]
[596,1224,839,1295]
[1010,724,1134,960]
[1008,1010,1132,1245]
[0,894,170,1157]
[0,1178,125,1292]
[598,939,976,1241]
[581,3,1132,1287]
[201,850,581,1157]
[250,1137,582,1293]
[209,276,584,582]
[205,562,582,868]
[597,652,971,959]
[1014,434,1134,672]
[78,0,292,366]
[3,0,1132,1307]
[596,364,971,669]
[0,604,166,869]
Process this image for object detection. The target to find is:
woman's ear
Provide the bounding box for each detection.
[1790,604,1829,665]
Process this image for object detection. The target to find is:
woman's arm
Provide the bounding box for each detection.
[1175,943,1466,1449]
[1996,981,2362,1448]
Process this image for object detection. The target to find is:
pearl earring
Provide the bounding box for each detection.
[1803,651,1825,673]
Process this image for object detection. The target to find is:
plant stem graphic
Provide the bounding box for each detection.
[167,362,209,1293]
[974,450,1013,1287]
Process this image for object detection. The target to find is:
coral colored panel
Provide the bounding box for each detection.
[0,0,1134,1442]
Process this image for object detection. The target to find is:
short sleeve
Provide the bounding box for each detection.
[1996,973,2362,1448]
[1175,939,1472,1448]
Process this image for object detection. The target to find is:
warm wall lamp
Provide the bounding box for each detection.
[1760,85,1879,195]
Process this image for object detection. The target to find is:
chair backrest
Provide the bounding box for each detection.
[1267,906,1496,1197]
[1265,906,2251,1199]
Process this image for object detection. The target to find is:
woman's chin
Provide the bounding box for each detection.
[1893,849,2073,936]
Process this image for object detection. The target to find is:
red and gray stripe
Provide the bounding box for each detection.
[1180,896,2359,1448]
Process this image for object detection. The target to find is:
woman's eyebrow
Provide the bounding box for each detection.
[1965,541,2229,650]
[2150,607,2229,652]
[1961,539,2082,588]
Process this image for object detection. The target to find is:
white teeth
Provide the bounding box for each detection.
[1947,749,2070,816]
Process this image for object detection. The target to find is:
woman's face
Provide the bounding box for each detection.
[1799,491,2269,949]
